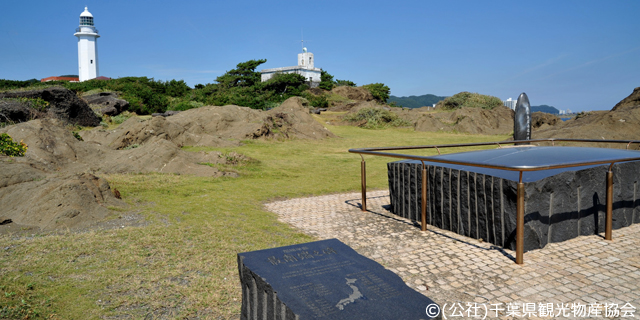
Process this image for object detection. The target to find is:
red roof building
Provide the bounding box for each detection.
[41,76,79,82]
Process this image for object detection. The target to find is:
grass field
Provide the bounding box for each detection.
[0,117,509,319]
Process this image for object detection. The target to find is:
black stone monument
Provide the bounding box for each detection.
[513,92,531,141]
[387,146,640,252]
[238,239,440,320]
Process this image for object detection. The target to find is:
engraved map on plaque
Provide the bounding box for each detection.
[238,239,439,320]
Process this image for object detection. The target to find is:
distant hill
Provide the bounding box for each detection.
[389,93,560,114]
[388,94,447,108]
[531,105,559,114]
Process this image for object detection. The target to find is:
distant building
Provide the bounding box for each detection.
[74,7,100,82]
[41,76,79,82]
[503,98,517,110]
[260,47,322,87]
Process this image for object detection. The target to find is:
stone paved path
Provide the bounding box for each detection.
[265,190,640,319]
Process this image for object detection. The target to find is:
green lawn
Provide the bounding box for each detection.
[0,121,508,319]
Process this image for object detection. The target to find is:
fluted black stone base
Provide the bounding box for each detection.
[388,160,640,252]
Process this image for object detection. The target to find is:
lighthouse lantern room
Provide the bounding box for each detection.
[74,7,100,82]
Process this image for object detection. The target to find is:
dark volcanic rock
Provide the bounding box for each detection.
[151,110,181,117]
[0,87,100,126]
[531,111,560,129]
[83,92,130,116]
[0,99,36,123]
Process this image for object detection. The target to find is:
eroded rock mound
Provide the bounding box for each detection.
[0,118,236,233]
[331,86,374,101]
[0,86,100,126]
[414,106,515,135]
[0,160,126,232]
[81,97,334,150]
[535,87,640,146]
[531,112,561,129]
[0,99,37,123]
[0,119,228,177]
[612,87,640,111]
[269,97,335,140]
[83,92,130,116]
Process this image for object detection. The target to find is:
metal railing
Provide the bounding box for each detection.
[349,138,640,265]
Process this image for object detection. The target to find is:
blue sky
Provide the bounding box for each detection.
[1,0,638,111]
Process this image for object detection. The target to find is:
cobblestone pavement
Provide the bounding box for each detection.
[265,190,640,319]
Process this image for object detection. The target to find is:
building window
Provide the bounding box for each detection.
[91,60,93,64]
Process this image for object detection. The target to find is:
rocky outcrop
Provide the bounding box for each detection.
[83,92,130,116]
[0,118,230,176]
[81,97,335,150]
[612,87,640,111]
[0,86,100,126]
[0,99,37,123]
[152,110,181,117]
[331,86,374,101]
[414,106,515,135]
[531,111,561,129]
[0,160,126,231]
[534,88,640,146]
[0,117,237,233]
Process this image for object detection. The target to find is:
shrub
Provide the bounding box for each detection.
[436,92,503,110]
[302,92,329,109]
[335,79,356,87]
[343,107,410,129]
[16,97,49,111]
[0,79,41,90]
[0,133,27,156]
[72,131,84,141]
[110,111,135,124]
[169,100,205,111]
[319,70,335,90]
[362,83,390,103]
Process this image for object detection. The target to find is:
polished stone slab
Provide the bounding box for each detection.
[238,239,440,320]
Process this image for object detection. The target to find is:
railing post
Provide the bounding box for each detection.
[516,172,524,265]
[605,164,614,240]
[421,162,427,231]
[360,156,367,211]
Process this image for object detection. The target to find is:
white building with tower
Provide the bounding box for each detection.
[74,7,100,82]
[260,48,322,87]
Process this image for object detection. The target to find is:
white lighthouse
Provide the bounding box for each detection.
[74,7,100,82]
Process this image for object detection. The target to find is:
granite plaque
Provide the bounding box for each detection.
[238,239,440,320]
[514,92,531,141]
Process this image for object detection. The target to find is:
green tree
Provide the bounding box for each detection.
[215,59,266,89]
[335,79,356,87]
[164,79,190,97]
[319,70,335,90]
[262,73,308,97]
[362,83,390,103]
